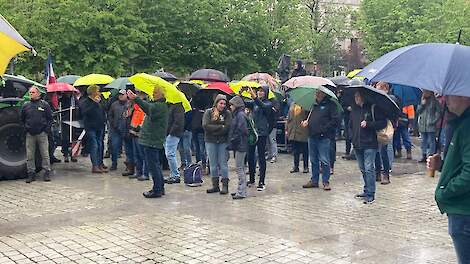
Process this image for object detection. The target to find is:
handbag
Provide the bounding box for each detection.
[372,105,394,145]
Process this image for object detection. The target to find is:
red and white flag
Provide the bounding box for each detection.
[45,52,56,85]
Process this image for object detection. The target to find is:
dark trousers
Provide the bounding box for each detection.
[248,135,267,185]
[110,130,123,167]
[448,214,470,264]
[292,140,308,169]
[375,144,390,175]
[330,137,336,169]
[143,146,164,193]
[344,113,352,155]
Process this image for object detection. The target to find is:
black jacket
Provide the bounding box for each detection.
[80,97,106,131]
[20,99,52,135]
[253,97,273,137]
[307,98,340,139]
[349,103,387,150]
[228,108,248,152]
[167,103,185,137]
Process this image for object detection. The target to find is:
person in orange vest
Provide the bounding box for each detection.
[393,104,414,159]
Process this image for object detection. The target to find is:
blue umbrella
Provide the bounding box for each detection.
[359,43,470,97]
[391,84,422,106]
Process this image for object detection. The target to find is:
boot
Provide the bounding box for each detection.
[302,180,319,188]
[122,163,135,176]
[206,177,220,193]
[381,173,390,185]
[43,170,51,182]
[92,166,103,173]
[220,178,229,195]
[376,172,382,182]
[406,149,412,160]
[25,172,36,183]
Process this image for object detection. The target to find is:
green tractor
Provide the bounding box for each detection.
[0,74,46,180]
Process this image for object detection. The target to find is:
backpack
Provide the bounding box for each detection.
[246,116,258,146]
[183,164,203,187]
[371,104,394,145]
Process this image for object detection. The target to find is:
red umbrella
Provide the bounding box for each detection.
[204,82,233,95]
[47,82,78,93]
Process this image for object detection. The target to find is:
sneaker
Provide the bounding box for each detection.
[363,197,375,204]
[302,168,309,173]
[247,181,255,187]
[167,178,181,184]
[143,190,162,198]
[71,157,78,162]
[137,175,149,181]
[64,157,70,163]
[257,184,265,191]
[232,194,246,200]
[323,183,331,191]
[355,193,367,199]
[270,157,277,163]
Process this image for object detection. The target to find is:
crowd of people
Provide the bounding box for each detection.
[18,65,453,203]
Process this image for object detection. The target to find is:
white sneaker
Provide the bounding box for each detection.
[257,184,265,191]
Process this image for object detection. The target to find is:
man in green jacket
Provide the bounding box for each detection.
[127,88,168,198]
[428,95,470,264]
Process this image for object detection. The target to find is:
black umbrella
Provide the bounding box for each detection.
[152,71,178,82]
[344,84,400,120]
[329,76,350,86]
[190,69,229,82]
[177,81,201,99]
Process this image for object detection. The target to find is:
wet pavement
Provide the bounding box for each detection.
[0,141,456,263]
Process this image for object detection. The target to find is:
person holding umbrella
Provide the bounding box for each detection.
[427,95,470,264]
[287,103,309,173]
[350,90,387,204]
[126,88,168,198]
[301,89,340,191]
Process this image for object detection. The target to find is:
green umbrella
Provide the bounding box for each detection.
[288,84,342,112]
[103,77,131,91]
[56,75,81,85]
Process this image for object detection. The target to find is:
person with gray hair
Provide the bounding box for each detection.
[21,86,53,183]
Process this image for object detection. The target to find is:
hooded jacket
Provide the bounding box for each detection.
[202,94,232,144]
[228,96,248,152]
[349,103,387,150]
[253,85,273,137]
[135,97,168,149]
[167,103,185,137]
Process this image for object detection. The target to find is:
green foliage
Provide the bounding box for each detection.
[358,0,470,60]
[1,0,353,79]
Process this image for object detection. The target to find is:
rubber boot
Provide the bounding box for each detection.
[406,149,412,160]
[26,172,36,183]
[220,178,229,195]
[122,163,135,176]
[207,177,220,193]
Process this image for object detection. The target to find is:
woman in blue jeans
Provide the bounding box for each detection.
[202,94,232,195]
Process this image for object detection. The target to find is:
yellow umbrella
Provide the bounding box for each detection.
[189,79,207,86]
[73,74,114,87]
[0,15,36,76]
[347,69,364,79]
[229,81,275,99]
[128,73,191,112]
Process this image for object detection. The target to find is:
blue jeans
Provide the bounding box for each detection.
[178,130,192,167]
[205,142,228,179]
[133,139,148,176]
[421,131,436,158]
[387,143,394,170]
[142,146,164,193]
[448,214,470,264]
[87,129,104,167]
[123,137,134,165]
[110,130,123,167]
[355,148,377,198]
[393,126,412,151]
[375,144,390,175]
[193,132,207,165]
[165,135,181,180]
[308,137,330,184]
